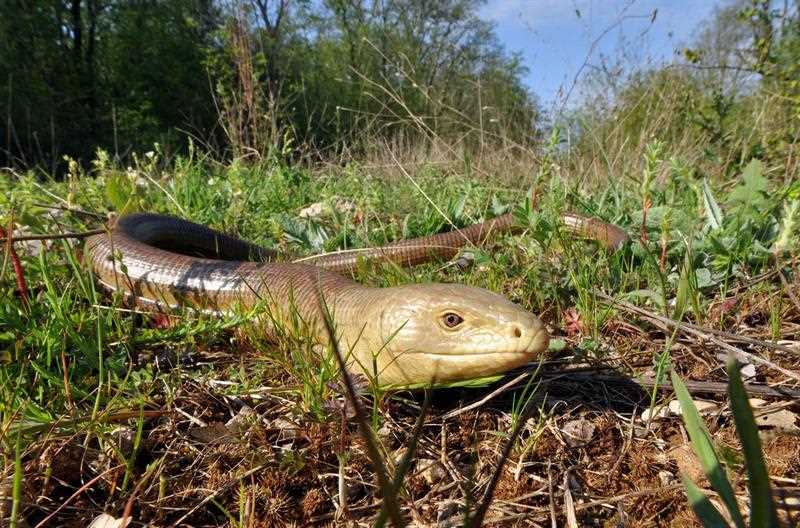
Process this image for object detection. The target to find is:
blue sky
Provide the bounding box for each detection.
[481,0,722,111]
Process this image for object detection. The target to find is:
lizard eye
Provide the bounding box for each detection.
[442,312,464,328]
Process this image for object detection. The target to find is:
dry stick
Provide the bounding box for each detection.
[597,292,800,383]
[606,292,796,354]
[445,363,800,420]
[777,265,800,317]
[0,224,29,306]
[33,464,124,528]
[563,372,800,399]
[31,202,106,220]
[0,228,105,244]
[442,371,532,420]
[477,483,693,525]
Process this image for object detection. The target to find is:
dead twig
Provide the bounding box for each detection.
[33,464,124,528]
[31,202,106,220]
[777,265,800,317]
[442,371,532,420]
[0,228,104,244]
[597,292,800,383]
[0,223,29,306]
[559,372,800,399]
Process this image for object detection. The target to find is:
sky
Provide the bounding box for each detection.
[481,0,722,112]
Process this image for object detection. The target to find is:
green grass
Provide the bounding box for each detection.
[1,146,798,526]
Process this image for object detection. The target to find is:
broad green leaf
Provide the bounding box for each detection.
[726,356,779,528]
[728,159,767,206]
[695,268,714,289]
[623,289,665,309]
[491,194,510,217]
[682,475,729,528]
[703,179,724,230]
[671,370,746,528]
[276,214,330,251]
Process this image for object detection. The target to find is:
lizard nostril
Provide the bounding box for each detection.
[512,326,522,338]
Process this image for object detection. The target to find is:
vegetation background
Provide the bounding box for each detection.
[1,0,800,526]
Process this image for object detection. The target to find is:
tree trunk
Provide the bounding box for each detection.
[70,0,82,69]
[86,0,98,135]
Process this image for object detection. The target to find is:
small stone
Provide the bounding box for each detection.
[740,363,757,380]
[783,496,800,507]
[641,406,670,421]
[376,424,393,443]
[88,514,130,528]
[454,252,475,270]
[299,201,325,218]
[560,418,596,447]
[111,427,135,458]
[755,409,799,434]
[271,417,298,441]
[417,458,447,485]
[668,399,719,416]
[391,448,407,466]
[225,405,256,435]
[658,470,675,486]
[669,444,704,484]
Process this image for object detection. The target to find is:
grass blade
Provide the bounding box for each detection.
[375,390,430,528]
[682,475,729,528]
[671,370,746,528]
[702,179,723,230]
[726,356,779,528]
[10,430,22,528]
[318,297,405,527]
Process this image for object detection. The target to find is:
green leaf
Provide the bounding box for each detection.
[671,370,746,528]
[276,213,330,251]
[491,194,510,216]
[728,159,767,206]
[726,356,779,528]
[695,268,714,289]
[682,475,729,528]
[623,289,665,310]
[674,255,691,320]
[448,194,467,224]
[105,173,138,214]
[703,179,724,230]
